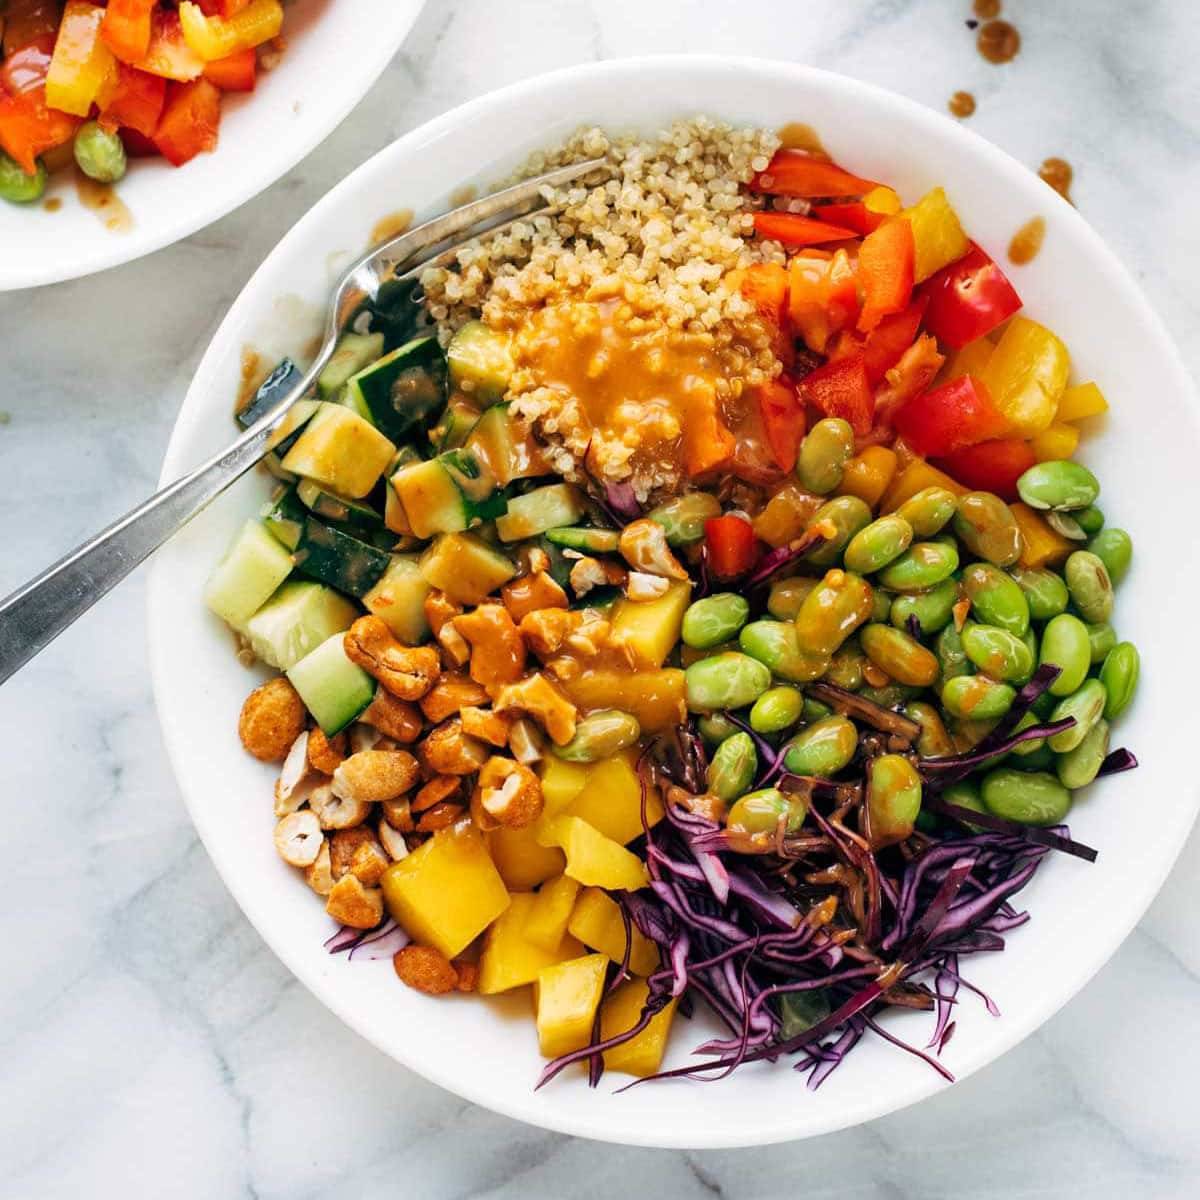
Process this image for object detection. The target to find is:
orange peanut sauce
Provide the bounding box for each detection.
[948,91,977,118]
[1008,216,1046,265]
[1039,157,1074,204]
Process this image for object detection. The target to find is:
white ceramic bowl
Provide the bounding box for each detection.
[0,0,424,291]
[148,57,1200,1148]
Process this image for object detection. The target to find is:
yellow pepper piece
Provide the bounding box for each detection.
[1029,423,1081,462]
[524,874,581,952]
[560,668,686,733]
[1055,380,1109,422]
[902,186,970,283]
[880,458,967,513]
[941,337,994,383]
[538,816,649,891]
[864,185,902,216]
[179,0,283,62]
[1011,502,1074,569]
[46,2,117,117]
[838,445,898,510]
[486,824,565,891]
[563,750,664,845]
[535,954,608,1058]
[979,316,1070,437]
[608,580,691,668]
[600,979,680,1077]
[381,821,510,958]
[568,887,660,975]
[477,893,585,995]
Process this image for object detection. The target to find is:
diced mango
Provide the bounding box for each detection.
[564,751,664,845]
[1011,502,1074,569]
[418,532,515,606]
[941,337,994,383]
[902,186,970,283]
[381,821,509,958]
[838,445,898,510]
[478,893,585,995]
[979,317,1070,437]
[538,816,649,891]
[1029,423,1080,462]
[880,457,967,512]
[568,887,660,976]
[279,403,396,499]
[486,824,565,891]
[608,581,691,668]
[535,953,608,1059]
[525,874,581,952]
[600,979,679,1077]
[561,668,687,733]
[538,756,589,816]
[1055,380,1109,423]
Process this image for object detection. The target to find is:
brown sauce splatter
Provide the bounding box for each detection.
[1039,157,1074,204]
[948,91,977,118]
[236,347,263,414]
[776,122,830,160]
[972,0,1001,18]
[43,196,62,212]
[370,208,414,246]
[1008,216,1046,265]
[977,19,1020,63]
[74,172,133,232]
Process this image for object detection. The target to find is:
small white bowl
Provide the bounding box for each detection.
[0,0,424,291]
[149,56,1200,1148]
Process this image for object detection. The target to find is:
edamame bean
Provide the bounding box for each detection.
[802,697,833,722]
[935,623,971,682]
[1056,718,1110,789]
[1017,743,1057,771]
[793,569,874,658]
[823,640,866,691]
[1100,642,1139,719]
[981,767,1071,825]
[961,623,1035,683]
[860,682,921,707]
[782,716,857,776]
[860,623,940,686]
[962,562,1030,635]
[894,486,958,537]
[871,588,894,623]
[706,731,758,801]
[843,515,914,575]
[942,674,1016,720]
[0,150,47,203]
[953,492,1021,566]
[740,620,826,683]
[1038,613,1091,696]
[877,541,960,591]
[1009,566,1068,622]
[890,577,958,637]
[1046,678,1107,753]
[905,700,955,758]
[1009,711,1047,757]
[866,754,922,847]
[1088,528,1132,583]
[1086,622,1117,665]
[727,787,804,835]
[1076,505,1105,535]
[767,576,819,621]
[1045,511,1088,542]
[698,713,738,744]
[647,491,722,545]
[1065,550,1113,624]
[685,652,772,712]
[807,495,873,565]
[682,592,750,649]
[73,120,127,184]
[750,686,805,734]
[798,418,855,495]
[1016,460,1100,511]
[554,709,641,762]
[943,780,989,828]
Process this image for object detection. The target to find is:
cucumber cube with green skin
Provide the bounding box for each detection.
[318,332,385,398]
[279,403,396,499]
[292,518,392,598]
[364,556,431,645]
[545,527,621,554]
[447,320,514,404]
[260,486,308,551]
[204,519,293,629]
[345,336,447,442]
[465,403,546,486]
[391,458,469,539]
[244,581,360,670]
[433,395,483,451]
[296,478,383,533]
[287,633,376,735]
[495,483,586,542]
[440,448,507,520]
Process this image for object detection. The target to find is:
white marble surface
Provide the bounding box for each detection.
[2,2,1198,1196]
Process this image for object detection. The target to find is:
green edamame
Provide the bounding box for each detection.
[866,754,922,846]
[1016,460,1100,511]
[73,120,127,184]
[554,709,641,762]
[961,623,1035,683]
[706,731,758,801]
[0,150,46,204]
[802,697,833,722]
[904,700,955,758]
[793,569,874,658]
[1076,505,1105,535]
[767,576,818,621]
[935,623,972,682]
[740,620,826,683]
[807,495,873,565]
[860,682,921,707]
[1047,678,1108,753]
[860,623,940,686]
[894,486,958,537]
[962,562,1030,635]
[1009,566,1069,622]
[890,577,958,637]
[877,541,960,591]
[682,592,750,649]
[981,767,1072,826]
[798,418,855,495]
[750,686,804,734]
[698,713,738,744]
[943,780,989,828]
[1065,550,1113,624]
[782,715,857,777]
[1038,613,1091,696]
[1056,718,1110,789]
[1088,528,1132,583]
[646,491,722,545]
[942,673,1016,720]
[1009,711,1047,757]
[1100,642,1139,719]
[1045,511,1088,542]
[871,587,894,623]
[685,652,772,712]
[823,641,865,691]
[1086,622,1117,664]
[843,515,913,575]
[952,492,1021,566]
[727,787,804,835]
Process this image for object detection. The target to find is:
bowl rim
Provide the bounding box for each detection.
[149,53,1200,1147]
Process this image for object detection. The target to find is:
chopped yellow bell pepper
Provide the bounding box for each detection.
[178,0,283,62]
[568,887,660,975]
[979,316,1070,437]
[1055,380,1109,423]
[486,824,565,890]
[600,979,679,1077]
[838,445,898,510]
[608,580,691,668]
[1011,502,1074,568]
[381,821,510,958]
[902,186,970,283]
[864,185,902,216]
[538,816,649,891]
[535,954,608,1058]
[880,457,967,513]
[561,668,686,732]
[1029,423,1080,462]
[538,756,588,817]
[524,874,581,952]
[563,750,664,845]
[46,2,117,117]
[477,893,585,995]
[941,336,994,383]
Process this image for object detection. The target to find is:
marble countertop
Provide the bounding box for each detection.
[2,2,1198,1196]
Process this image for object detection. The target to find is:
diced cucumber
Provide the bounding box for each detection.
[244,580,359,670]
[571,584,622,612]
[260,486,308,551]
[237,358,301,428]
[496,483,586,542]
[465,403,548,486]
[346,335,447,442]
[279,403,396,499]
[441,449,506,521]
[318,332,385,398]
[204,519,294,629]
[296,478,383,533]
[391,458,469,539]
[419,532,516,606]
[433,395,483,451]
[363,556,431,645]
[293,517,392,598]
[447,320,513,404]
[545,527,620,553]
[534,536,572,589]
[287,632,376,735]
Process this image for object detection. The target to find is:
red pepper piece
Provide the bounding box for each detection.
[756,376,805,474]
[750,149,879,198]
[203,46,256,91]
[799,356,874,437]
[753,211,857,249]
[0,85,81,174]
[829,297,927,385]
[920,242,1023,349]
[705,515,760,581]
[153,77,221,165]
[857,218,915,333]
[101,0,159,65]
[893,374,1010,458]
[934,437,1037,501]
[811,199,886,235]
[98,64,167,136]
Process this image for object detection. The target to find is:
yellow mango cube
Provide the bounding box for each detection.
[600,979,679,1077]
[979,317,1070,437]
[608,581,691,668]
[538,756,588,816]
[525,874,581,952]
[1029,423,1080,462]
[478,893,585,995]
[561,668,687,732]
[902,186,970,283]
[487,824,565,891]
[539,816,649,891]
[1055,380,1109,422]
[535,953,608,1059]
[279,403,397,499]
[564,751,664,845]
[941,337,994,383]
[880,458,967,513]
[381,821,509,958]
[568,887,660,976]
[1011,502,1074,569]
[837,445,898,510]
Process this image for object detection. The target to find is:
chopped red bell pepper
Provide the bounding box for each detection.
[98,63,166,136]
[196,0,256,15]
[750,149,879,198]
[893,374,1009,457]
[0,85,81,174]
[135,9,204,81]
[2,0,61,58]
[734,261,791,365]
[934,437,1036,500]
[1,34,56,94]
[102,0,159,64]
[753,211,857,249]
[153,76,220,165]
[202,46,256,90]
[119,124,159,156]
[705,515,760,581]
[756,376,805,474]
[920,242,1023,349]
[683,393,736,478]
[857,218,915,333]
[829,297,927,385]
[874,334,944,425]
[788,248,859,354]
[811,199,885,235]
[799,356,874,437]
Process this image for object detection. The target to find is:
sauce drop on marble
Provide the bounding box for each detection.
[977,19,1021,63]
[948,91,977,118]
[1039,157,1074,204]
[1008,216,1046,265]
[972,0,1001,18]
